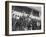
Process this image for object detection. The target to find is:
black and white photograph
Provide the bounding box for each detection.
[12,6,41,31]
[5,1,45,36]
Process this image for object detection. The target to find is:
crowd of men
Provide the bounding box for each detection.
[12,6,41,31]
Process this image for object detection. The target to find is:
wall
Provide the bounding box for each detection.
[0,0,46,37]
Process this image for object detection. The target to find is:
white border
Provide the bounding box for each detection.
[9,3,44,34]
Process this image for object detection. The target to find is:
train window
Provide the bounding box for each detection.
[33,10,39,17]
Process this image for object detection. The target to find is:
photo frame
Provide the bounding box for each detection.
[5,1,45,36]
